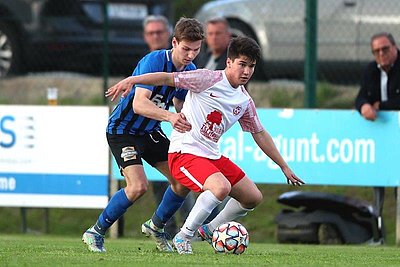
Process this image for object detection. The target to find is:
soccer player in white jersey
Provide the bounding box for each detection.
[106,36,305,254]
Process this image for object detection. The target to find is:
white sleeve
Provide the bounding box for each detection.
[173,69,223,93]
[239,98,264,133]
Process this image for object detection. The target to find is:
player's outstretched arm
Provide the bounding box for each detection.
[105,72,175,101]
[174,69,223,92]
[252,130,305,186]
[105,69,223,101]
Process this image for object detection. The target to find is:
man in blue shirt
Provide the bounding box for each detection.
[82,17,204,253]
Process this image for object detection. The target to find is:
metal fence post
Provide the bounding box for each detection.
[103,0,109,100]
[396,187,400,245]
[304,0,318,108]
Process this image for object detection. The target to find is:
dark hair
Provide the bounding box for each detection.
[227,36,261,63]
[370,32,396,46]
[173,17,204,42]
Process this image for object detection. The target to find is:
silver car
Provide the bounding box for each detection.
[195,0,400,82]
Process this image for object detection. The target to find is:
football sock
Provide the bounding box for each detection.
[95,188,133,235]
[207,198,253,232]
[152,185,186,229]
[180,190,221,238]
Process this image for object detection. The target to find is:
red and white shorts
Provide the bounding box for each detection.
[168,152,245,192]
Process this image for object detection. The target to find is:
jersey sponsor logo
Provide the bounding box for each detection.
[200,110,223,142]
[233,106,242,115]
[121,146,138,161]
[209,92,219,98]
[151,94,166,109]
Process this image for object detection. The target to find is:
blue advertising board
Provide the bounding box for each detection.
[112,109,400,187]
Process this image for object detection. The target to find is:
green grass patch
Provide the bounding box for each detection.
[0,185,397,246]
[0,234,399,267]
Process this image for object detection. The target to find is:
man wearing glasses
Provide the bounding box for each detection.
[355,32,400,244]
[143,15,171,52]
[356,32,400,120]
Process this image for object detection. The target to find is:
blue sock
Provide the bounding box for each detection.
[95,189,133,235]
[152,186,186,229]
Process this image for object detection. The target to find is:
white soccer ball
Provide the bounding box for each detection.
[212,221,249,255]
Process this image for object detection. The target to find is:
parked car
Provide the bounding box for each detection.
[0,0,173,77]
[195,0,400,82]
[275,191,382,245]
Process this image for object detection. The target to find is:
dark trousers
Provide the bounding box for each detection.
[372,186,397,243]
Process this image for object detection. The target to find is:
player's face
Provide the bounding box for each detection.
[226,55,256,88]
[172,37,202,70]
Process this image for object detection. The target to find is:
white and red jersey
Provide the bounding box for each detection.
[170,69,264,159]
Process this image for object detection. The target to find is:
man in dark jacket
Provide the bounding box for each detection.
[355,32,400,118]
[355,32,400,244]
[195,17,231,70]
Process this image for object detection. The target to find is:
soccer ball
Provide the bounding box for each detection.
[212,221,249,255]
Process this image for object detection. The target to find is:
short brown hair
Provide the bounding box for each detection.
[228,36,261,63]
[173,17,204,42]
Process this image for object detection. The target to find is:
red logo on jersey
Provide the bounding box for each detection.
[233,106,242,115]
[200,110,223,142]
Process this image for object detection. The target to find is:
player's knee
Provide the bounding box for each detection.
[171,183,189,197]
[168,178,179,187]
[243,190,263,209]
[211,184,231,201]
[252,190,263,207]
[125,183,148,200]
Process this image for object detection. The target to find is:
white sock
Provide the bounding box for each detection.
[180,190,222,238]
[208,198,253,232]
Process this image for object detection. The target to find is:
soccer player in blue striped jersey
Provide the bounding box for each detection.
[82,17,204,253]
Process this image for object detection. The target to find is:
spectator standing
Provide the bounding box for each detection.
[142,14,196,238]
[195,17,231,70]
[355,32,400,243]
[143,15,171,52]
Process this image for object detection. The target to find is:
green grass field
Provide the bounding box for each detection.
[1,235,399,267]
[1,77,398,266]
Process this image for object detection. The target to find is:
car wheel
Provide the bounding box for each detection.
[0,22,22,77]
[318,223,343,244]
[276,224,319,244]
[227,19,266,80]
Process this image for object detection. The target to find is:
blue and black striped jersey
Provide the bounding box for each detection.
[107,50,196,135]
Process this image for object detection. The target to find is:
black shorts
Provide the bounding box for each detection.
[107,130,170,170]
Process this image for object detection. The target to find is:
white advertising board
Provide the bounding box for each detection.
[0,105,109,208]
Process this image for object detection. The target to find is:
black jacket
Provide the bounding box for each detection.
[355,50,400,112]
[194,47,227,70]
